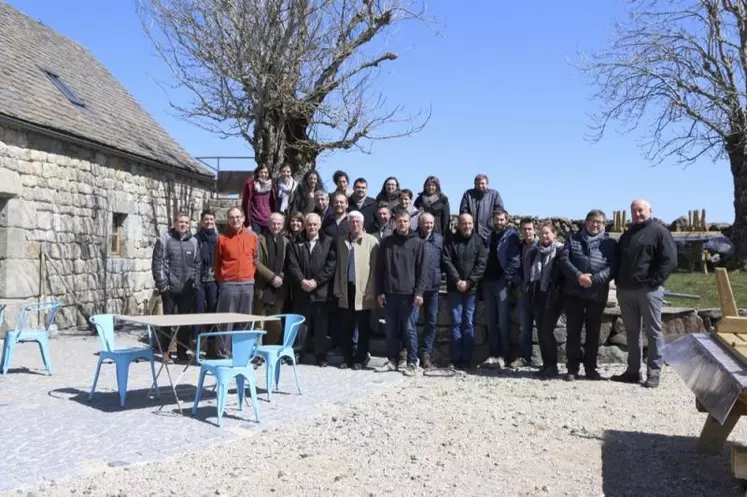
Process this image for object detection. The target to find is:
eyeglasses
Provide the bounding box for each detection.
[588,220,605,226]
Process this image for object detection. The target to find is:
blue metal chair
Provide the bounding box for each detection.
[255,314,305,401]
[1,300,60,375]
[192,329,265,427]
[88,314,159,408]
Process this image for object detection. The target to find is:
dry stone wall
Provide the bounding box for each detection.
[0,123,213,330]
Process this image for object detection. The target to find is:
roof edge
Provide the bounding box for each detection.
[0,113,216,183]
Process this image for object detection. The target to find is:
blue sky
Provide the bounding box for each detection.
[6,0,736,222]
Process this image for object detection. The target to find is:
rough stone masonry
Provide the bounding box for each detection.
[0,123,213,330]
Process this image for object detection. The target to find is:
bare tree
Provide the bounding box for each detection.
[578,0,747,265]
[137,0,430,176]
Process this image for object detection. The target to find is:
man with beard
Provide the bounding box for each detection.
[255,213,290,345]
[480,208,521,369]
[368,204,395,240]
[442,213,488,369]
[459,174,505,243]
[348,178,377,227]
[322,191,351,239]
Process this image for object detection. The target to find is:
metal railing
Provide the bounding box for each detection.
[196,156,255,196]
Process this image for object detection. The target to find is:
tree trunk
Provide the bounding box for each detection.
[727,143,747,268]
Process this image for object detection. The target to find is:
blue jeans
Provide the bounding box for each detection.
[418,291,439,358]
[518,292,534,362]
[448,292,477,364]
[483,279,511,360]
[385,294,419,365]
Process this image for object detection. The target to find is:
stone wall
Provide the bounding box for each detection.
[447,215,733,243]
[0,123,213,330]
[370,290,710,365]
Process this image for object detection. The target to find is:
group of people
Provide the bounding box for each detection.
[151,167,678,387]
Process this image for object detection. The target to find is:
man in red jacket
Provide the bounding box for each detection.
[214,206,260,354]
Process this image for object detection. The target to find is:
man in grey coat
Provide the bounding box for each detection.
[459,174,505,243]
[152,211,201,362]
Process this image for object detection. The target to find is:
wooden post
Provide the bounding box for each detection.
[716,267,739,318]
[701,208,707,231]
[38,247,45,324]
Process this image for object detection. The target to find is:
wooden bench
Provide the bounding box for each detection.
[697,268,747,452]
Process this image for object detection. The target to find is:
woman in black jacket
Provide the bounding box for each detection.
[414,176,451,236]
[375,176,401,211]
[289,171,323,214]
[525,222,565,379]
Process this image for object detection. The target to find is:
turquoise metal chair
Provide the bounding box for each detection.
[192,329,266,427]
[1,300,60,375]
[255,314,305,401]
[88,314,159,408]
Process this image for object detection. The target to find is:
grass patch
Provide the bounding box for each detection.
[663,271,747,309]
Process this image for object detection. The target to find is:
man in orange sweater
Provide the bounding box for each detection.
[214,206,260,353]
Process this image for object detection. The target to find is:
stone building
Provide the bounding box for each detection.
[0,4,214,330]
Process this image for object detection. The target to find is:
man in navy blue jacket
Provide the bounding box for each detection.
[558,209,617,381]
[480,208,521,369]
[416,213,443,370]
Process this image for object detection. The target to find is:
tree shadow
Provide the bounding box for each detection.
[601,429,742,497]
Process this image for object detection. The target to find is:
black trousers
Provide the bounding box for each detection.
[160,289,194,356]
[341,283,372,365]
[533,290,564,368]
[564,295,606,373]
[295,300,329,359]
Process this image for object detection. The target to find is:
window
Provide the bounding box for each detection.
[43,70,85,107]
[110,213,126,256]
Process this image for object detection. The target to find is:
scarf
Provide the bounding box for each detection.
[581,228,605,251]
[420,193,440,207]
[263,234,286,305]
[276,178,296,212]
[530,241,561,292]
[196,228,218,280]
[254,179,272,194]
[351,194,367,209]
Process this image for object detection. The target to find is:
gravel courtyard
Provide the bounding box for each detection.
[4,361,746,497]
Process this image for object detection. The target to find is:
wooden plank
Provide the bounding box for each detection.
[719,317,747,335]
[713,333,747,364]
[716,268,740,317]
[714,331,747,347]
[733,445,747,479]
[698,410,743,453]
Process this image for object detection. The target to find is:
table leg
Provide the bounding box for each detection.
[697,411,742,453]
[146,324,182,414]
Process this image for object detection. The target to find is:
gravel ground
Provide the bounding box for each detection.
[4,364,746,497]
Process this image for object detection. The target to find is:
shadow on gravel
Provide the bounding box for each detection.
[468,368,544,380]
[602,430,741,497]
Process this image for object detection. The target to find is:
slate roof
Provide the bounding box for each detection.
[0,2,213,178]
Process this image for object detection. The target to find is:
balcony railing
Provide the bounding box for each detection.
[196,156,255,198]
